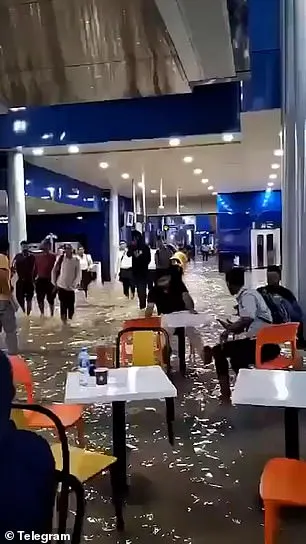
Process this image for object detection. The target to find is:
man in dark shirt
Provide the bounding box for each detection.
[35,240,57,317]
[258,265,305,347]
[127,230,151,310]
[146,266,204,358]
[12,241,36,316]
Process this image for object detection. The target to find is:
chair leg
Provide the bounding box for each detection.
[109,465,125,531]
[264,501,279,544]
[76,418,86,448]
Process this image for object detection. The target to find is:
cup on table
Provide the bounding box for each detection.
[95,367,108,386]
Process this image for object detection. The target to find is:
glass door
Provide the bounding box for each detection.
[250,229,281,268]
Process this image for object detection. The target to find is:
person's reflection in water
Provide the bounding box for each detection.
[0,352,56,533]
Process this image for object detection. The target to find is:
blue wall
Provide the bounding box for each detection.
[217,190,282,271]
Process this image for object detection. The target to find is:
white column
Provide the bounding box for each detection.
[109,190,119,281]
[281,0,306,311]
[7,151,27,259]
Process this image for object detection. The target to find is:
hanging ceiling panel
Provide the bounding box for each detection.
[0,0,188,107]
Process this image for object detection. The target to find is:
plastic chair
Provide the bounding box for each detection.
[255,323,302,370]
[121,317,162,367]
[11,404,125,532]
[260,457,306,544]
[10,356,85,446]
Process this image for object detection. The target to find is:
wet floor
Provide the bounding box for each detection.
[12,260,306,542]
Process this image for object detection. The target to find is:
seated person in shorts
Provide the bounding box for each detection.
[145,266,204,358]
[207,267,280,402]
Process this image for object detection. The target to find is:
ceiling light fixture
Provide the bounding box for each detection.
[273,149,284,157]
[99,161,109,169]
[121,173,130,180]
[271,163,280,170]
[267,182,274,187]
[150,189,157,194]
[207,185,214,190]
[37,208,46,213]
[137,182,144,188]
[169,137,181,147]
[222,133,234,143]
[32,147,44,156]
[269,173,277,180]
[201,178,209,184]
[77,216,83,220]
[212,192,218,196]
[193,168,203,175]
[183,156,194,164]
[68,145,80,154]
[158,205,165,209]
[162,194,167,198]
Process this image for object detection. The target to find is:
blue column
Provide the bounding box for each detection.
[7,152,27,258]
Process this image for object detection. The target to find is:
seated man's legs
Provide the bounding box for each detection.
[212,338,256,400]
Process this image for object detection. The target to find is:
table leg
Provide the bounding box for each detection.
[284,407,300,459]
[112,401,128,493]
[177,327,186,376]
[165,397,175,446]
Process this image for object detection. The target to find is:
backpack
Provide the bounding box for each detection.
[257,288,291,324]
[155,245,173,269]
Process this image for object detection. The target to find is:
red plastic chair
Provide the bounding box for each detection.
[10,355,85,446]
[255,323,302,370]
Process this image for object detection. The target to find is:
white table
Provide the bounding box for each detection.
[65,366,177,489]
[161,311,212,376]
[232,368,306,458]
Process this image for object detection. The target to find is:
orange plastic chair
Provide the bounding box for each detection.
[10,355,85,446]
[121,317,163,366]
[260,457,306,544]
[255,323,301,370]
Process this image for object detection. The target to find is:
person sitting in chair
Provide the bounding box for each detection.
[0,351,56,533]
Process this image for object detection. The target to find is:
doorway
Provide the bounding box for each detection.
[250,228,281,268]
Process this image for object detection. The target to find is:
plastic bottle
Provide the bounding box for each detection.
[78,347,90,386]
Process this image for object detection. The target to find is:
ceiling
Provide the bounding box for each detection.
[26,109,282,199]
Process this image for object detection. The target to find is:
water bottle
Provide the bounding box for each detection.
[78,347,90,386]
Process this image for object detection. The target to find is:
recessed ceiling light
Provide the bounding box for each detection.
[267,182,274,187]
[269,173,277,180]
[183,156,194,164]
[32,147,44,156]
[212,192,218,196]
[162,194,167,198]
[158,205,165,209]
[201,178,209,184]
[99,161,109,169]
[68,145,79,154]
[180,205,185,208]
[77,216,83,220]
[137,182,144,188]
[222,133,234,142]
[121,173,130,179]
[37,208,46,213]
[25,179,31,186]
[150,189,157,194]
[169,137,181,147]
[193,168,203,175]
[271,163,280,169]
[208,185,214,190]
[274,149,284,157]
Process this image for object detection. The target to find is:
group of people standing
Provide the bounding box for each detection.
[117,231,186,309]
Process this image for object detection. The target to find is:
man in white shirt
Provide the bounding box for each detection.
[77,245,93,298]
[52,244,81,323]
[208,267,280,402]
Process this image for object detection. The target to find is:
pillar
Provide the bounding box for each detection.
[281,0,306,310]
[7,151,27,259]
[109,190,119,281]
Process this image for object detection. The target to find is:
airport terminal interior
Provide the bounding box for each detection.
[1,0,306,542]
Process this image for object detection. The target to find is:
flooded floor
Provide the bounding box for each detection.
[12,260,306,542]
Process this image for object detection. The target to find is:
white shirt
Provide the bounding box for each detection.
[148,249,157,270]
[78,253,93,271]
[117,250,132,274]
[236,287,272,337]
[52,255,81,291]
